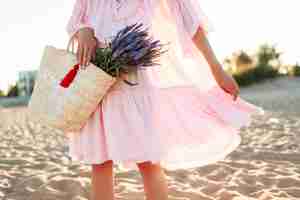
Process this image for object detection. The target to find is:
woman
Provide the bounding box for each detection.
[65,0,264,199]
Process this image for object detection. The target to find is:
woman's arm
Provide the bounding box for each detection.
[192,26,240,100]
[66,0,94,39]
[192,26,223,79]
[163,0,239,100]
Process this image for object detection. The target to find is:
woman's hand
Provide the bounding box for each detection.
[214,68,240,101]
[74,27,100,69]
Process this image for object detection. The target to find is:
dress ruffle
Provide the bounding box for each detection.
[67,69,264,171]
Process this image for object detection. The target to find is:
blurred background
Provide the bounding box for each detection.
[1,1,300,200]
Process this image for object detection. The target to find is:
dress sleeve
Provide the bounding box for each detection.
[65,0,94,39]
[165,0,214,38]
[160,0,214,57]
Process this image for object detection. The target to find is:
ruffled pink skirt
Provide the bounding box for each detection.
[67,69,264,171]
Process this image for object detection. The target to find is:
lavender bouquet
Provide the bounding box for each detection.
[90,23,169,85]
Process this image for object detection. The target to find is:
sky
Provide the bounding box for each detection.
[0,0,299,92]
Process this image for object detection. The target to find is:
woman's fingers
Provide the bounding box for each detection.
[85,47,92,67]
[79,45,95,69]
[91,42,97,61]
[91,49,96,61]
[223,84,239,101]
[77,42,83,66]
[232,86,239,101]
[82,45,89,69]
[233,91,237,101]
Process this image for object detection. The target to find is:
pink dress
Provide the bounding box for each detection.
[65,0,264,171]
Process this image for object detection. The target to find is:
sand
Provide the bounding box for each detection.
[1,76,300,200]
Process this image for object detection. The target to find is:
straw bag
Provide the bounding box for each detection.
[27,36,116,135]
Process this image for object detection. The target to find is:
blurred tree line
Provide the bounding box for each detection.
[0,43,299,96]
[224,43,300,87]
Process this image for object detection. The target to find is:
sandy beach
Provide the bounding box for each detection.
[1,77,300,200]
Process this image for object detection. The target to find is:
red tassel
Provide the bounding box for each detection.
[59,64,80,88]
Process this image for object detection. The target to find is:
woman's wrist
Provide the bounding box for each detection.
[209,62,224,78]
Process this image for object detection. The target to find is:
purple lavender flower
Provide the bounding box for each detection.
[92,22,169,85]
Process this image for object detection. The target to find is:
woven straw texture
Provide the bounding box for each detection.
[28,45,116,135]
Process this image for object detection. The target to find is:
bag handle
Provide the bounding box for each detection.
[66,34,76,54]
